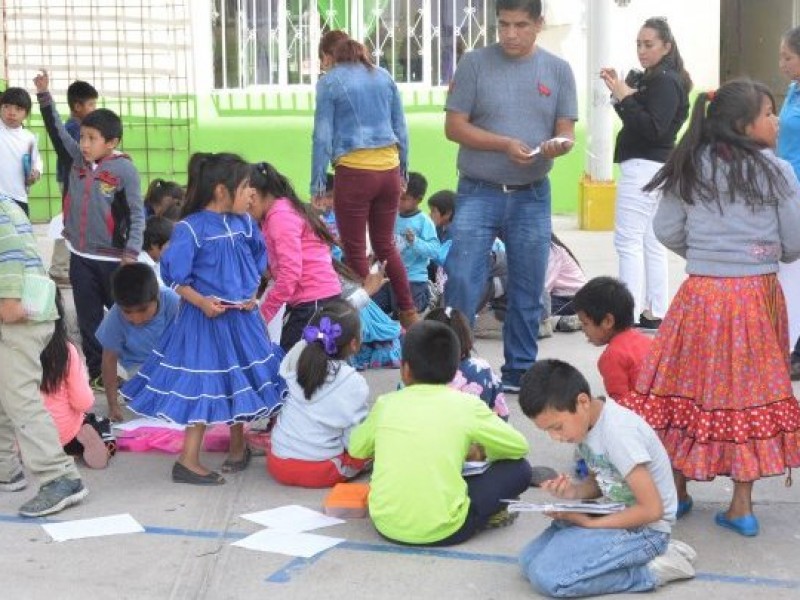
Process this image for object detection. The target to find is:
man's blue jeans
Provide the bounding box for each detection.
[444,177,551,384]
[519,521,668,597]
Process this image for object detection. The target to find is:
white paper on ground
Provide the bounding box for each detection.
[113,417,185,432]
[240,505,345,532]
[232,529,344,558]
[42,513,145,542]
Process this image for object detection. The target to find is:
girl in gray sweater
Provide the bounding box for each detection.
[621,79,800,538]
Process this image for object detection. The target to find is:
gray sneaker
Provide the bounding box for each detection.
[0,471,27,492]
[18,476,88,517]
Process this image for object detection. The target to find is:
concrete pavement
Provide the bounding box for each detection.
[1,216,798,599]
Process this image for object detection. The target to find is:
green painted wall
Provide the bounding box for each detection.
[27,93,585,222]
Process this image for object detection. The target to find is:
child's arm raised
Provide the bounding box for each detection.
[33,70,82,164]
[549,464,663,529]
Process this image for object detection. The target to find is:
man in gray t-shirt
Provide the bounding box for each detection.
[444,0,578,391]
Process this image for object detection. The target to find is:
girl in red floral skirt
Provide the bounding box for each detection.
[623,79,800,537]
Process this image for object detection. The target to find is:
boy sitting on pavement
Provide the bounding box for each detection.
[517,359,695,597]
[348,320,532,546]
[95,263,179,421]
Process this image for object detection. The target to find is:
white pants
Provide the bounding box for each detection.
[614,159,669,319]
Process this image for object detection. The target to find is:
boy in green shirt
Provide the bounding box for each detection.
[349,320,531,545]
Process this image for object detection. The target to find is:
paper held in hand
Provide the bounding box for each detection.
[502,499,626,515]
[21,274,56,320]
[523,136,574,157]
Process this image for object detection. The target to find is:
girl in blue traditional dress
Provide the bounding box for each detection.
[122,153,286,485]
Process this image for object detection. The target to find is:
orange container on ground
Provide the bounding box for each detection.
[323,482,370,518]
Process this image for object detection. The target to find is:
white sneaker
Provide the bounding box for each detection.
[668,539,697,565]
[648,545,695,587]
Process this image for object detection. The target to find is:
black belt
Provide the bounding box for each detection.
[462,177,541,193]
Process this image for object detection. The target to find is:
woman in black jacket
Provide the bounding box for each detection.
[600,17,692,329]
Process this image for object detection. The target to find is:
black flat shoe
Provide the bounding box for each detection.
[221,446,252,473]
[637,313,662,330]
[172,462,226,485]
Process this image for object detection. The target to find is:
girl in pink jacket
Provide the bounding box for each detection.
[41,293,113,469]
[252,161,342,350]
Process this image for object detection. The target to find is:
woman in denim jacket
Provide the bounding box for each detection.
[311,31,418,329]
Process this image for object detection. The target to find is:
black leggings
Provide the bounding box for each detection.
[383,458,533,547]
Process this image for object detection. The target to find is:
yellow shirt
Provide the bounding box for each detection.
[336,145,399,171]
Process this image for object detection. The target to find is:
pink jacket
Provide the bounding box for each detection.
[260,197,341,321]
[42,343,95,445]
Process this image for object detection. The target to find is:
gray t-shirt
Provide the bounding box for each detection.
[578,399,677,533]
[446,44,578,185]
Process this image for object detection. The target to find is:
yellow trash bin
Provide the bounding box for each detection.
[578,174,616,231]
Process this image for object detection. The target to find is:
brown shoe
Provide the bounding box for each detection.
[397,309,420,330]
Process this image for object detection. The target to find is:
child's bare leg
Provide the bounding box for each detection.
[178,424,209,473]
[227,423,246,462]
[725,480,754,518]
[673,470,689,500]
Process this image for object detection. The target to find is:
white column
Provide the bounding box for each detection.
[585,0,617,181]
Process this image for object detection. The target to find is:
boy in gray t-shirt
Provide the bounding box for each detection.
[517,359,696,597]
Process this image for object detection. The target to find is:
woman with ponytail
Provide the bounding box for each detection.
[267,298,371,488]
[311,30,418,329]
[601,17,692,329]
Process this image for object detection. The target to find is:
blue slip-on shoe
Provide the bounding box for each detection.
[714,511,759,537]
[676,496,693,519]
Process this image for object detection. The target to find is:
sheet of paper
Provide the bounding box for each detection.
[113,417,185,432]
[42,514,145,542]
[240,505,345,532]
[232,529,344,558]
[503,500,626,515]
[462,461,490,477]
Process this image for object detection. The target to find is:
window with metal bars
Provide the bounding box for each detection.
[211,0,497,88]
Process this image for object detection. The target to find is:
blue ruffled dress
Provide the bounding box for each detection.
[122,210,287,425]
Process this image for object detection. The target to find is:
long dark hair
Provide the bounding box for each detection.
[250,161,337,247]
[40,289,70,394]
[181,152,251,217]
[425,307,473,360]
[551,233,581,269]
[644,79,788,209]
[642,17,693,93]
[297,299,361,399]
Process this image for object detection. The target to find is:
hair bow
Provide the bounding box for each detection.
[302,316,342,356]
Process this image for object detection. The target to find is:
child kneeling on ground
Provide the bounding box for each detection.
[348,320,532,546]
[267,299,371,487]
[517,359,696,597]
[42,292,115,469]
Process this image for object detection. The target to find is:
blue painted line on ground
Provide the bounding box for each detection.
[2,512,798,590]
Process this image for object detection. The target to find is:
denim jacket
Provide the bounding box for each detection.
[311,63,408,196]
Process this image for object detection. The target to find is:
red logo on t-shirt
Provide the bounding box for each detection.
[538,82,551,97]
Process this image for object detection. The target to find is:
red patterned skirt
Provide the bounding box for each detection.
[620,275,800,482]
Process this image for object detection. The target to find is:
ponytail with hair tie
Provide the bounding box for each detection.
[302,317,342,356]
